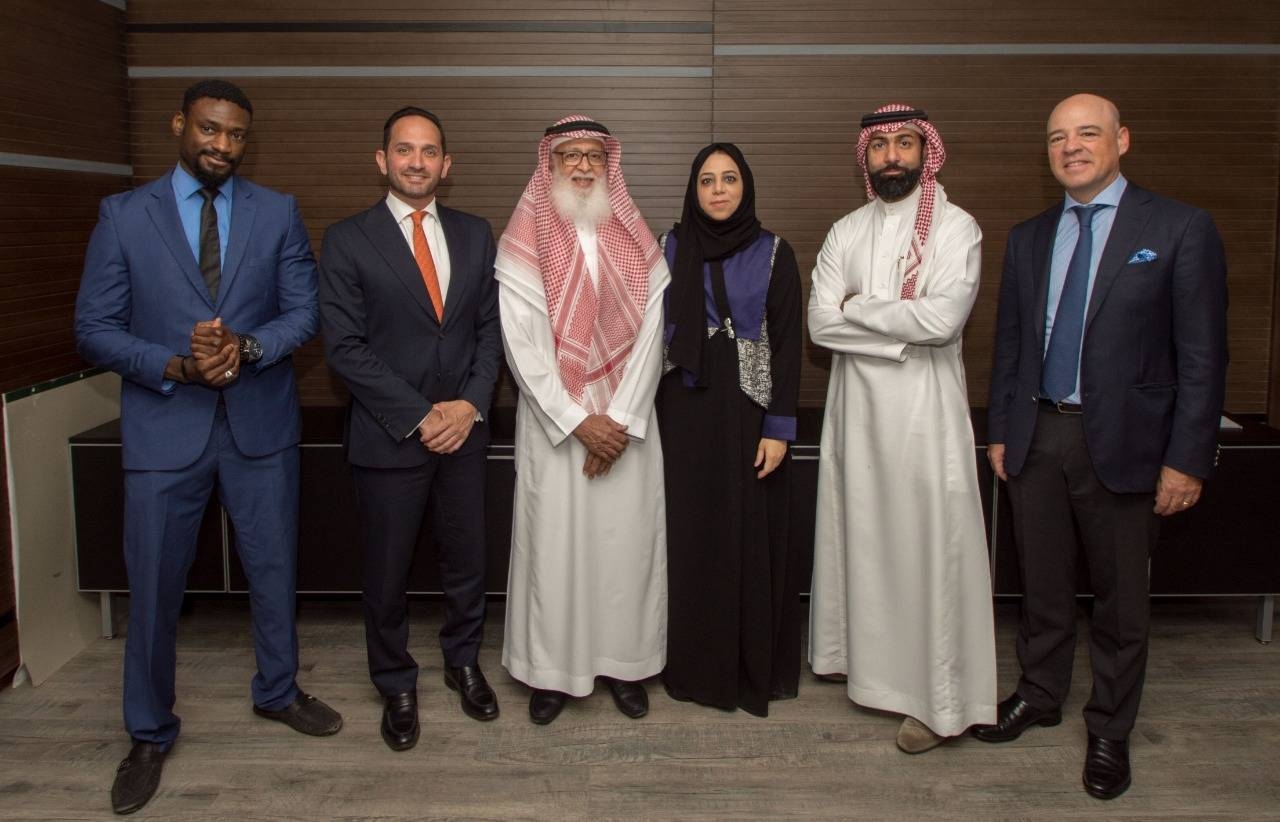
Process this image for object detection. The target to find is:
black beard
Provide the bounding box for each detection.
[192,151,237,188]
[869,165,922,202]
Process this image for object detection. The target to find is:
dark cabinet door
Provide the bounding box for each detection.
[72,444,224,591]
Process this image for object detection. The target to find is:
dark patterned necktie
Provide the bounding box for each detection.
[1042,204,1103,402]
[197,187,221,299]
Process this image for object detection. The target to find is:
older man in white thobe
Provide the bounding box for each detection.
[495,115,669,725]
[808,103,997,753]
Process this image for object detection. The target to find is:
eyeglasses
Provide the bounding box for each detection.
[552,149,607,167]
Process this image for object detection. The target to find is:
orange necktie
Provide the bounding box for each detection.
[409,210,444,322]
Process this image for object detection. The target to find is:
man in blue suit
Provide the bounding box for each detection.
[319,107,503,751]
[979,94,1228,799]
[75,80,341,815]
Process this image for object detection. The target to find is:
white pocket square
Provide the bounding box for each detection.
[1127,248,1157,264]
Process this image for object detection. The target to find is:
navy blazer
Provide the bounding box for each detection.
[75,170,319,471]
[988,183,1228,493]
[318,200,502,468]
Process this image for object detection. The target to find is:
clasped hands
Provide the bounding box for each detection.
[166,317,241,387]
[574,413,629,479]
[418,400,478,455]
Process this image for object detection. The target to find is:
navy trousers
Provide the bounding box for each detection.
[122,405,300,748]
[352,446,487,698]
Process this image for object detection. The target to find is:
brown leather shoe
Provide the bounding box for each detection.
[444,664,499,721]
[1083,733,1131,799]
[253,691,343,736]
[110,741,167,815]
[971,694,1062,743]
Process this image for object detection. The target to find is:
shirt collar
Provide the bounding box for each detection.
[385,192,440,225]
[172,162,234,202]
[1064,173,1126,211]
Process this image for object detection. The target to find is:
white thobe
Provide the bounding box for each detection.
[497,225,669,696]
[807,184,997,736]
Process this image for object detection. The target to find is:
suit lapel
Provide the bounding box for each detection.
[360,202,439,323]
[145,171,215,309]
[439,206,470,329]
[1085,184,1153,332]
[215,179,257,311]
[1030,204,1062,351]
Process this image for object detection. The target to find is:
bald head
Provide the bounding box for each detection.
[1046,93,1129,203]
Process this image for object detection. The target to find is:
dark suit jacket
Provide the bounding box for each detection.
[74,169,319,471]
[988,182,1228,493]
[318,200,502,468]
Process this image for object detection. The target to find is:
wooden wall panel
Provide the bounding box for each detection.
[118,2,1278,413]
[128,77,712,406]
[0,1,129,163]
[715,54,1279,410]
[0,0,129,688]
[124,2,714,407]
[716,1,1279,44]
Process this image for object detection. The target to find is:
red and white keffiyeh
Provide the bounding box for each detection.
[497,115,662,410]
[856,103,947,300]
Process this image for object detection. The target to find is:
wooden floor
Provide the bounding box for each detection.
[1,598,1277,820]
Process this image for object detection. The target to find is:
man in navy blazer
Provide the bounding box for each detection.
[979,94,1228,799]
[319,107,503,751]
[75,80,341,815]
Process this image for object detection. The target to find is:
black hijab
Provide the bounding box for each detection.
[667,142,762,380]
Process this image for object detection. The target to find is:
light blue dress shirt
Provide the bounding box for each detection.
[171,163,232,265]
[1042,174,1127,404]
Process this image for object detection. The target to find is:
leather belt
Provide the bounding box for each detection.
[1039,397,1083,414]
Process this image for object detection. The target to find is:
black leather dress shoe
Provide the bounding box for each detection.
[253,691,343,736]
[971,694,1062,743]
[380,691,419,751]
[529,689,568,725]
[1083,733,1131,800]
[444,664,499,721]
[111,741,167,815]
[602,677,649,719]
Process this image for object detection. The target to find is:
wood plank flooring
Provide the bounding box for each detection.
[1,598,1277,820]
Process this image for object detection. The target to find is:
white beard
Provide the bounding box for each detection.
[550,171,612,228]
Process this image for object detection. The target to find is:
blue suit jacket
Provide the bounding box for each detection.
[75,169,319,471]
[318,200,502,468]
[988,183,1228,493]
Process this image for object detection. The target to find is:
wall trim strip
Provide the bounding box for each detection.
[715,43,1280,56]
[128,65,712,78]
[0,153,131,177]
[129,21,712,34]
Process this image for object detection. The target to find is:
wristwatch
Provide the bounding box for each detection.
[238,333,263,364]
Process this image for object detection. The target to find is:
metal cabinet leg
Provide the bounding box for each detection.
[1257,595,1274,645]
[100,592,115,639]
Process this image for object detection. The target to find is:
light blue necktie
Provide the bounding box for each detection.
[1042,204,1103,402]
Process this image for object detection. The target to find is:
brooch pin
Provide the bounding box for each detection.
[1127,248,1157,264]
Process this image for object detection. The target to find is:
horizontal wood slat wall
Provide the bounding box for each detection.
[716,55,1279,409]
[125,3,714,407]
[114,2,1279,413]
[0,0,129,689]
[715,0,1278,44]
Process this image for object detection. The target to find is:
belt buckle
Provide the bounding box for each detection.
[1055,400,1082,415]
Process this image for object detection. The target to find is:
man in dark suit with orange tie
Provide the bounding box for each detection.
[318,107,503,751]
[980,93,1228,799]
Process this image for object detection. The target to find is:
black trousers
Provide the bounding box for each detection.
[352,450,487,697]
[1005,405,1161,739]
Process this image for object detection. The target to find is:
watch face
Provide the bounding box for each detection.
[240,335,263,362]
